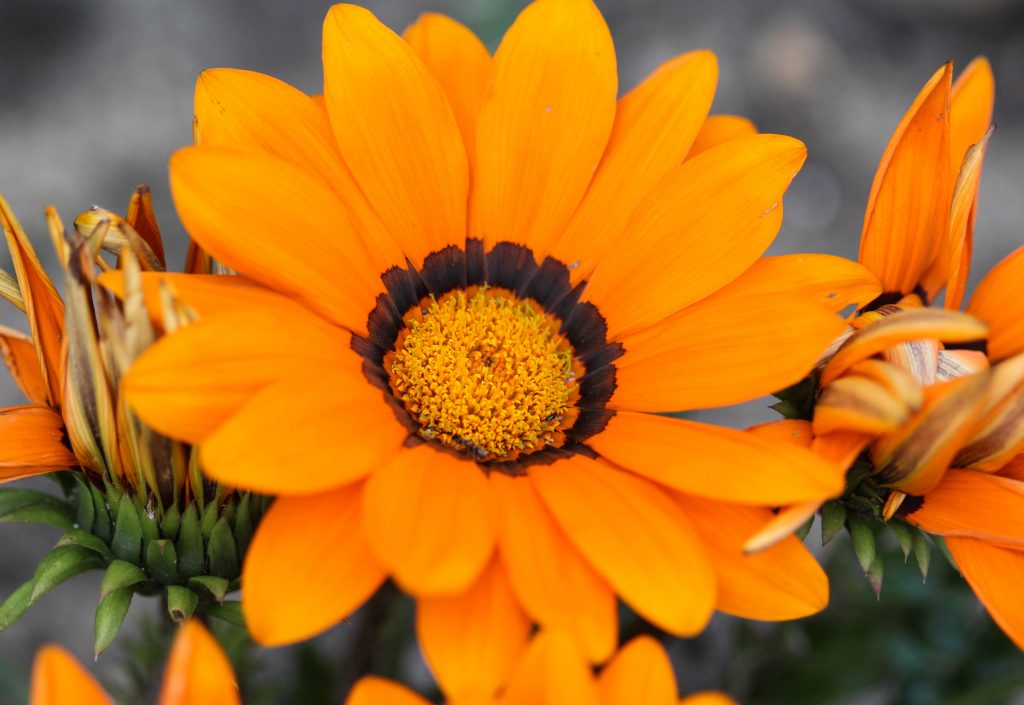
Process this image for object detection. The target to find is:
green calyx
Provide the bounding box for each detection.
[0,476,268,657]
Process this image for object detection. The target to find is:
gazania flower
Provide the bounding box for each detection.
[346,631,736,705]
[30,620,239,705]
[121,0,847,695]
[755,58,1024,650]
[0,193,263,653]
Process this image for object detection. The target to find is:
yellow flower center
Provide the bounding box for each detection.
[388,287,577,460]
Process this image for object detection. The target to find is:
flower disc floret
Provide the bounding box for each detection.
[389,288,576,460]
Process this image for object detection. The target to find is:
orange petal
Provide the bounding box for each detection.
[242,482,386,646]
[687,114,758,158]
[193,68,402,274]
[531,456,715,636]
[906,469,1024,547]
[950,57,995,176]
[937,129,990,310]
[858,64,952,295]
[968,245,1024,361]
[98,271,297,324]
[679,694,739,705]
[613,288,844,412]
[725,254,883,314]
[553,50,718,273]
[323,4,467,264]
[474,0,617,256]
[845,358,924,410]
[30,646,112,705]
[872,374,991,494]
[742,501,821,555]
[998,454,1024,483]
[0,326,48,405]
[417,557,531,701]
[403,13,490,166]
[819,308,987,386]
[159,621,240,705]
[813,375,910,436]
[937,349,989,382]
[345,678,432,705]
[0,406,78,481]
[947,537,1024,650]
[596,635,676,705]
[201,368,405,495]
[585,135,807,338]
[169,146,381,333]
[124,185,166,269]
[592,412,841,505]
[362,445,496,595]
[500,631,599,705]
[0,195,64,407]
[676,494,829,620]
[125,304,352,445]
[491,473,617,663]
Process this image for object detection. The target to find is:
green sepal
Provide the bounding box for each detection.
[160,504,181,541]
[199,504,218,539]
[138,500,159,543]
[74,479,96,533]
[848,517,876,575]
[89,484,112,543]
[205,601,245,628]
[30,545,105,604]
[100,559,147,600]
[94,587,133,658]
[0,579,35,631]
[867,553,884,599]
[188,575,230,603]
[0,488,73,529]
[176,504,204,579]
[207,517,239,579]
[888,520,915,560]
[146,540,178,585]
[820,501,846,546]
[56,529,114,561]
[166,585,199,623]
[794,515,814,541]
[913,531,931,580]
[233,493,254,557]
[112,497,146,564]
[932,534,958,572]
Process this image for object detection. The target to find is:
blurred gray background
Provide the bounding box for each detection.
[1,0,1023,703]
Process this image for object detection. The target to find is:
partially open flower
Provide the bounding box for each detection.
[0,192,264,655]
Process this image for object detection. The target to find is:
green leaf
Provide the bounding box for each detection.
[932,534,958,572]
[188,575,230,603]
[30,545,105,604]
[888,521,915,561]
[111,496,143,563]
[233,493,254,557]
[0,579,35,632]
[207,517,238,580]
[176,503,204,579]
[166,585,199,623]
[795,515,815,541]
[100,560,147,600]
[913,530,931,580]
[56,529,113,561]
[205,601,245,628]
[848,517,876,575]
[94,587,133,658]
[199,504,219,539]
[0,488,73,529]
[820,501,847,546]
[145,539,178,585]
[138,500,159,543]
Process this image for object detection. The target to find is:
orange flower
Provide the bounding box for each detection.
[346,631,736,705]
[120,1,847,695]
[30,620,239,705]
